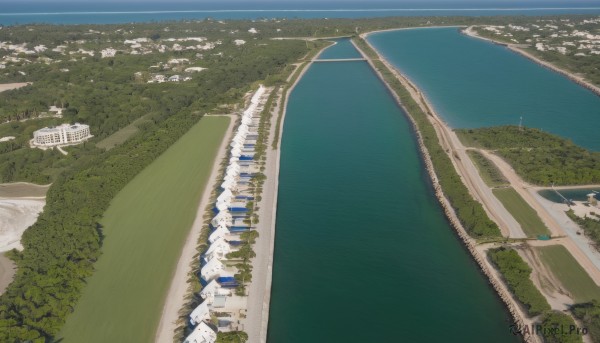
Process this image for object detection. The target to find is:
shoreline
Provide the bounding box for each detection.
[250,42,334,343]
[354,34,540,342]
[154,115,235,343]
[462,25,600,97]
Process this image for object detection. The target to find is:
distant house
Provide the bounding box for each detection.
[168,75,181,82]
[33,123,91,147]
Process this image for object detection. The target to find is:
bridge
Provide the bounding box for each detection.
[311,58,367,63]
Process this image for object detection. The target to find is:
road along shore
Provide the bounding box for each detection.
[354,33,541,343]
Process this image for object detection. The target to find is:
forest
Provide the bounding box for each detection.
[0,21,311,342]
[456,126,600,186]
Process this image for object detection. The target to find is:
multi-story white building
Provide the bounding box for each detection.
[33,123,91,147]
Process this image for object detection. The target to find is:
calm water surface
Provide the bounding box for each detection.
[368,27,600,151]
[268,39,518,343]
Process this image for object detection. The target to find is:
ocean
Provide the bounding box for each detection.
[1,1,600,25]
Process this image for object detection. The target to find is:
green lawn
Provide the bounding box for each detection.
[96,115,151,150]
[59,116,229,343]
[536,245,600,303]
[466,150,508,188]
[493,187,550,237]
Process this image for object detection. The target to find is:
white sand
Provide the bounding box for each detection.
[0,199,45,252]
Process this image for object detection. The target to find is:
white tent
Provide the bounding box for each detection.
[183,321,217,343]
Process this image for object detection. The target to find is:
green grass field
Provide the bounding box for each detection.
[536,245,600,303]
[59,116,229,343]
[492,187,550,237]
[96,115,152,150]
[466,150,508,187]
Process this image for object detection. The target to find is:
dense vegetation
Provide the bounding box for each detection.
[0,21,310,342]
[488,247,551,316]
[457,126,600,186]
[216,331,248,343]
[354,37,501,239]
[571,300,600,342]
[566,209,600,249]
[538,311,583,343]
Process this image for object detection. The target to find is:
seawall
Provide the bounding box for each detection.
[353,34,539,343]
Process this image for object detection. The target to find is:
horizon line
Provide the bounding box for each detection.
[1,7,600,16]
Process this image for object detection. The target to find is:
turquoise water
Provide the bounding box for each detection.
[539,188,600,203]
[368,27,600,151]
[268,40,518,342]
[317,39,363,59]
[2,1,600,25]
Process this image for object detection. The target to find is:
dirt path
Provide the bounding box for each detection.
[0,253,15,295]
[154,115,235,343]
[476,150,600,285]
[517,244,573,311]
[0,83,31,93]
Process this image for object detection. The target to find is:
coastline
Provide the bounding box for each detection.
[154,115,235,343]
[353,34,540,342]
[462,25,600,97]
[249,42,335,343]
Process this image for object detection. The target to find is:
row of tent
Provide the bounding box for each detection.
[184,86,266,343]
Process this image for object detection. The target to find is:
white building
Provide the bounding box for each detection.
[33,123,91,147]
[201,258,229,282]
[204,237,231,262]
[200,279,230,304]
[184,321,217,343]
[189,301,211,326]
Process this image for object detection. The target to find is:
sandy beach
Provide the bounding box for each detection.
[463,25,600,97]
[0,83,31,93]
[154,115,235,343]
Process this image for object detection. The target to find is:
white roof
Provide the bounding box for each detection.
[201,258,225,281]
[199,279,229,301]
[208,225,230,244]
[184,321,217,343]
[189,301,210,326]
[205,237,230,258]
